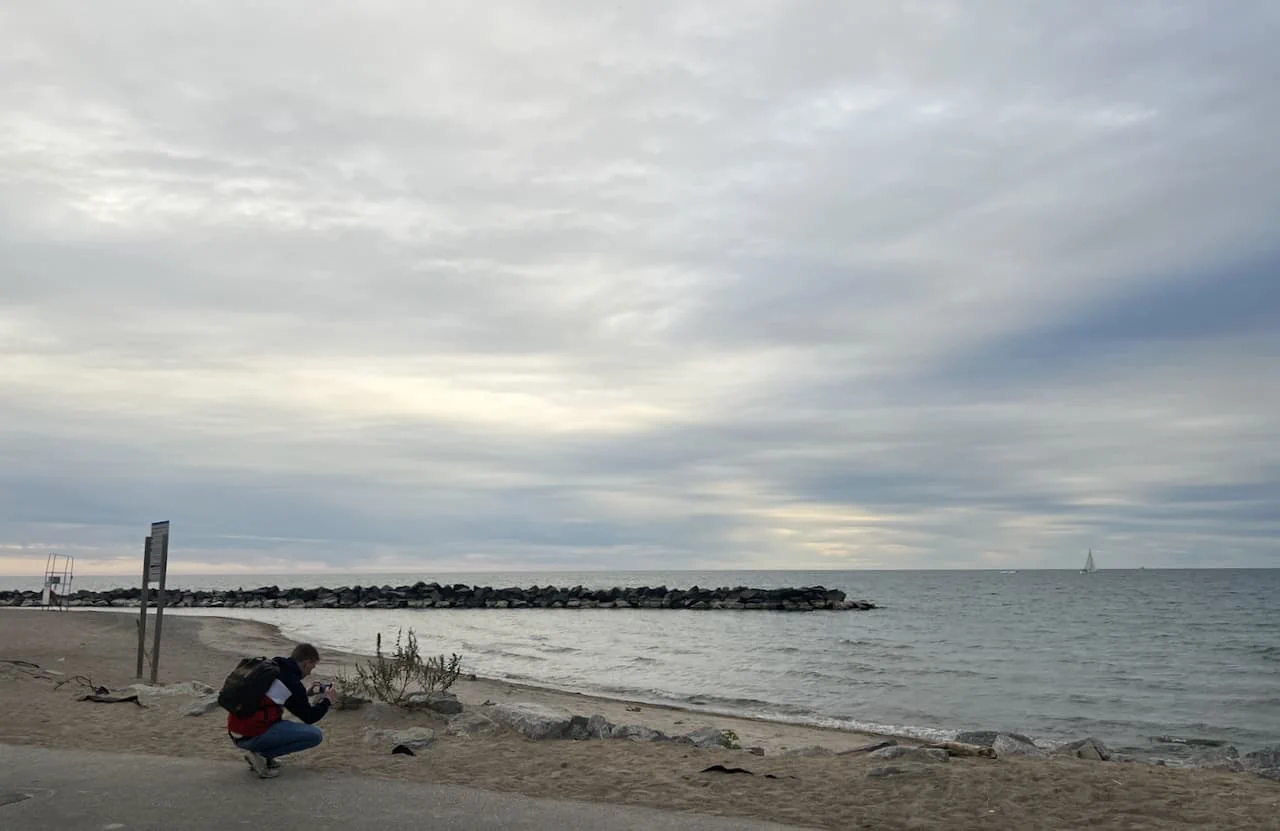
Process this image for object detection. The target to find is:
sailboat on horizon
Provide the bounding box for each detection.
[1081,549,1097,574]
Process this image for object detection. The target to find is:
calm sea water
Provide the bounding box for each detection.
[4,569,1277,760]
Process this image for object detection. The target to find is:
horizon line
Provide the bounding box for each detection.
[3,565,1278,580]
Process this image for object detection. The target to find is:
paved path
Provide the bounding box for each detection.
[0,744,802,830]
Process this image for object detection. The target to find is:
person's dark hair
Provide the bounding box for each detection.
[291,643,320,664]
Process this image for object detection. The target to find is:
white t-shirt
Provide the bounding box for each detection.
[265,679,291,706]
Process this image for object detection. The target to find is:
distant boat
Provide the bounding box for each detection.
[1081,549,1097,574]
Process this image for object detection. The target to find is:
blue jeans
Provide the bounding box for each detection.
[235,720,323,760]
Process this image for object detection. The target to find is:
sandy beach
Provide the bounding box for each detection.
[1,608,1276,830]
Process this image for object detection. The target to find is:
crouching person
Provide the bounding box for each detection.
[223,643,335,778]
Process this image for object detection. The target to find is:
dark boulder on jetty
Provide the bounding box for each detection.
[955,730,1035,748]
[0,583,876,611]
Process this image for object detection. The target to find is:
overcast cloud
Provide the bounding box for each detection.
[2,1,1278,574]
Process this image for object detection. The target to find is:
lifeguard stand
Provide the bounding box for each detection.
[43,553,74,610]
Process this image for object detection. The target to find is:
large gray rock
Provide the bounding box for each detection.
[993,734,1047,760]
[586,714,615,739]
[682,727,740,750]
[956,730,1034,748]
[490,702,575,740]
[1189,746,1243,773]
[365,726,436,752]
[869,745,949,763]
[566,716,593,741]
[405,691,464,715]
[1242,745,1280,767]
[183,695,221,717]
[1054,737,1112,761]
[445,711,502,738]
[611,724,666,742]
[1242,745,1280,781]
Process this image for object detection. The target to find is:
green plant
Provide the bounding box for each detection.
[416,651,463,693]
[352,628,464,704]
[353,628,419,704]
[332,665,364,708]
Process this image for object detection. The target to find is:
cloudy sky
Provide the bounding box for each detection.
[2,1,1277,575]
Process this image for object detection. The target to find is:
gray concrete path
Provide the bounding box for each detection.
[0,744,802,830]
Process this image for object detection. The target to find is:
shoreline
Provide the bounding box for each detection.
[178,610,1262,763]
[184,608,889,755]
[4,608,1278,830]
[9,606,1254,760]
[1,605,886,754]
[19,604,904,751]
[115,605,957,751]
[154,609,1273,761]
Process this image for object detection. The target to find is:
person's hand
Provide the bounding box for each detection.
[324,687,338,704]
[308,683,321,695]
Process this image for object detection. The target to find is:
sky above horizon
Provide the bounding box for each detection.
[3,2,1278,576]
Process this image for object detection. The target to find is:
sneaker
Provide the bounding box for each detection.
[266,758,281,770]
[243,751,278,778]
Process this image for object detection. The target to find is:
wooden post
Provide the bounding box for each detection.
[148,522,170,684]
[136,536,151,679]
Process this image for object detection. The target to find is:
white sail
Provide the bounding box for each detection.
[1082,550,1097,573]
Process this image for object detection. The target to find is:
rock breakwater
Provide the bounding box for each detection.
[3,583,876,611]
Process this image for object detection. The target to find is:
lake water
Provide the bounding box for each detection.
[4,568,1277,761]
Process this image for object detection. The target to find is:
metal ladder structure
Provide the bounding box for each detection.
[42,553,75,610]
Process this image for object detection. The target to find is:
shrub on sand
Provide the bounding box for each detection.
[350,628,463,705]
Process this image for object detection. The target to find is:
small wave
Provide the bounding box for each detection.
[629,656,659,665]
[840,662,881,674]
[671,693,809,714]
[647,645,701,656]
[582,685,794,714]
[535,645,580,654]
[1246,697,1280,707]
[474,649,547,663]
[800,715,956,744]
[623,689,966,745]
[794,669,859,683]
[838,638,911,650]
[494,671,538,683]
[789,669,908,690]
[892,666,984,680]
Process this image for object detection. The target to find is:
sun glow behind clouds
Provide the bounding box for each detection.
[1,1,1278,572]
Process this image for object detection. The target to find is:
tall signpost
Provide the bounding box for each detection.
[136,536,151,678]
[149,521,170,684]
[135,522,171,682]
